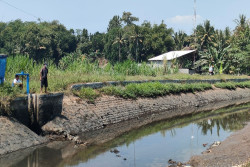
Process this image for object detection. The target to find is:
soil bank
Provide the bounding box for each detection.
[189,122,250,167]
[0,116,47,155]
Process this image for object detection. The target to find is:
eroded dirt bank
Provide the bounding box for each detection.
[0,117,47,155]
[189,122,250,167]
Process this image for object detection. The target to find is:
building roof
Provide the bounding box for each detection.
[148,50,196,61]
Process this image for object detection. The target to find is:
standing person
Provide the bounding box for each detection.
[40,63,48,93]
[209,65,213,75]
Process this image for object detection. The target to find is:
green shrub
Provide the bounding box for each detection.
[215,82,236,90]
[0,83,22,99]
[235,81,250,88]
[76,87,100,103]
[215,81,250,90]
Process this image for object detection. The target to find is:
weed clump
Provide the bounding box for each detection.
[74,87,100,103]
[0,83,22,99]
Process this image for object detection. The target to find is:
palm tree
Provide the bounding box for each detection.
[121,12,139,26]
[173,31,188,50]
[196,20,216,49]
[234,14,247,32]
[129,25,143,62]
[113,29,125,62]
[107,15,122,32]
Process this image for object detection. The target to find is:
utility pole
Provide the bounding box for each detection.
[193,0,197,64]
[194,0,197,49]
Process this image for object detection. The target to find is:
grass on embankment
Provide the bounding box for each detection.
[214,81,250,90]
[99,82,212,99]
[5,71,249,94]
[74,81,250,102]
[75,82,212,102]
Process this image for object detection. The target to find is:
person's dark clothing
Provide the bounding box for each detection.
[40,67,48,88]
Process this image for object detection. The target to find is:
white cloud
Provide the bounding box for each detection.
[167,15,203,25]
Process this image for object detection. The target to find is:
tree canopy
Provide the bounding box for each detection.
[0,12,249,74]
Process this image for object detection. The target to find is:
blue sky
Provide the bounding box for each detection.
[0,0,249,34]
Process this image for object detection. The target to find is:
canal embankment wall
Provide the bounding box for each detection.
[42,88,250,145]
[0,93,63,130]
[1,86,250,156]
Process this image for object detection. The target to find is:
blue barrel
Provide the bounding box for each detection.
[0,54,8,84]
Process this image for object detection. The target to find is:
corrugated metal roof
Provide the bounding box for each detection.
[148,50,196,61]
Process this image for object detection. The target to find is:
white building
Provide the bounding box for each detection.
[148,50,196,74]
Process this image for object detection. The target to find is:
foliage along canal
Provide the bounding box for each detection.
[2,103,250,167]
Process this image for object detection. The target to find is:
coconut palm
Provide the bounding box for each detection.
[196,20,216,49]
[129,25,143,62]
[173,31,188,50]
[234,14,247,32]
[113,29,125,62]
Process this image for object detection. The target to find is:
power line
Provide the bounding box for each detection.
[0,0,42,21]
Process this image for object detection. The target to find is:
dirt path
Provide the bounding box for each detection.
[189,121,250,167]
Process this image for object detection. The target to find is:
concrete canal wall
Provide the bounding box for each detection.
[42,88,250,144]
[0,93,63,155]
[1,87,250,156]
[0,93,63,131]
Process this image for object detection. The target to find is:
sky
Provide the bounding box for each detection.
[0,0,249,34]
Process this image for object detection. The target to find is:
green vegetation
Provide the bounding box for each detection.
[214,81,250,90]
[74,81,250,101]
[99,82,212,99]
[0,83,22,99]
[0,13,249,74]
[0,12,249,98]
[73,87,100,103]
[4,55,248,96]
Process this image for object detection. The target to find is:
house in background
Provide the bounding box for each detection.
[148,50,196,74]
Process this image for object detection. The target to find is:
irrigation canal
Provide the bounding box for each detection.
[2,103,250,167]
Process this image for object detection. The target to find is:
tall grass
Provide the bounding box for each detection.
[3,54,250,95]
[4,55,165,93]
[0,84,22,99]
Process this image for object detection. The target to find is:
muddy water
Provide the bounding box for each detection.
[2,104,250,167]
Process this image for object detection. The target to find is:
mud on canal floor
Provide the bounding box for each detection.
[1,103,250,167]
